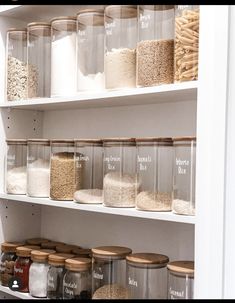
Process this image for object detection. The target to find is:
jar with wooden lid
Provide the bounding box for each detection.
[6,28,27,101]
[172,137,196,215]
[126,253,169,299]
[27,22,51,98]
[72,248,91,258]
[63,257,92,299]
[77,9,105,91]
[74,139,103,204]
[92,246,132,299]
[5,139,27,195]
[167,261,194,299]
[174,6,199,83]
[27,139,50,198]
[0,242,24,286]
[135,138,173,211]
[104,5,137,90]
[41,241,65,250]
[103,138,139,207]
[56,244,81,254]
[26,238,50,246]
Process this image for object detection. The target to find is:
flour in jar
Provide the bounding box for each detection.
[6,166,27,194]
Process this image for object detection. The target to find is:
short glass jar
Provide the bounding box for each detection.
[92,246,132,299]
[72,248,91,259]
[167,261,194,299]
[126,253,169,299]
[63,257,92,299]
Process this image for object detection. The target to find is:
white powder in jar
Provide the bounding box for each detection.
[172,199,195,215]
[74,189,103,204]
[29,262,49,298]
[6,166,27,194]
[136,191,172,211]
[77,70,105,91]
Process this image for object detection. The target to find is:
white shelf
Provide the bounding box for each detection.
[0,285,38,300]
[0,81,197,111]
[0,193,195,224]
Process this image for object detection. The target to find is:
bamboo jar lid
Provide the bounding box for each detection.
[26,238,50,246]
[92,246,132,260]
[48,253,75,266]
[1,242,25,253]
[65,258,91,272]
[172,136,196,142]
[77,9,104,27]
[126,253,169,266]
[31,250,55,263]
[105,5,137,19]
[6,139,27,145]
[16,246,40,257]
[72,248,91,258]
[56,244,81,254]
[41,241,65,249]
[167,261,194,274]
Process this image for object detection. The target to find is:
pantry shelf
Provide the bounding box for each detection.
[0,285,38,300]
[0,193,195,224]
[0,81,197,111]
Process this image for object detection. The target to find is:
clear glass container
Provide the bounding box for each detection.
[103,138,139,207]
[137,5,175,87]
[63,258,92,299]
[174,6,199,83]
[172,137,196,215]
[27,139,50,198]
[167,261,194,299]
[104,5,137,90]
[126,253,169,299]
[27,22,51,98]
[6,28,27,101]
[136,138,173,211]
[77,9,105,92]
[92,246,132,299]
[51,16,77,97]
[5,139,27,195]
[74,139,103,204]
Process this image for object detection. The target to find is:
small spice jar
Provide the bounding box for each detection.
[126,253,169,299]
[135,137,173,211]
[103,138,139,207]
[77,9,105,91]
[26,238,50,246]
[0,242,24,286]
[41,241,65,250]
[172,137,196,215]
[92,246,132,299]
[14,245,40,292]
[174,6,199,83]
[63,258,92,299]
[104,5,137,90]
[72,248,91,258]
[27,139,50,198]
[47,253,75,299]
[137,5,175,87]
[74,139,103,204]
[5,139,27,195]
[167,261,194,299]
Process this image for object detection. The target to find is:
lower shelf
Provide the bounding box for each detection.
[0,285,38,299]
[0,193,195,224]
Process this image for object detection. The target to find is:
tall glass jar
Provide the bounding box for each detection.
[51,16,77,97]
[92,246,132,299]
[27,22,51,98]
[104,5,137,90]
[167,261,194,299]
[5,139,27,195]
[74,139,103,204]
[137,5,175,87]
[63,258,92,299]
[174,6,199,82]
[136,138,173,211]
[27,139,50,198]
[77,9,105,91]
[6,28,27,101]
[103,138,139,207]
[172,137,196,215]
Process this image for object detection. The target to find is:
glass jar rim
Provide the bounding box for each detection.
[105,5,137,19]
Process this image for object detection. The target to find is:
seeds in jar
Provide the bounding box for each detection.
[92,284,130,299]
[136,191,172,211]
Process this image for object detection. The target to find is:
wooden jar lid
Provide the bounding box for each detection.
[77,9,104,26]
[1,242,25,253]
[167,261,194,274]
[56,244,81,254]
[41,241,65,249]
[27,139,50,146]
[126,253,169,266]
[105,5,137,19]
[48,253,75,266]
[92,246,132,260]
[72,248,91,257]
[31,250,55,262]
[16,246,40,257]
[6,139,27,145]
[65,257,91,272]
[74,139,102,145]
[135,137,172,143]
[172,136,196,142]
[102,137,135,143]
[26,238,50,246]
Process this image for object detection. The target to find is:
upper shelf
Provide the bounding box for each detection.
[0,81,197,111]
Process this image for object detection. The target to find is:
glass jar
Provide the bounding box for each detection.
[51,16,77,97]
[174,6,199,83]
[41,241,65,250]
[26,238,50,246]
[47,253,75,299]
[72,248,91,259]
[167,261,194,299]
[14,245,40,292]
[27,22,51,98]
[126,253,169,299]
[104,5,137,90]
[5,139,27,195]
[135,138,173,211]
[63,258,92,299]
[92,246,132,299]
[27,139,50,198]
[56,245,81,254]
[74,139,103,204]
[6,28,27,101]
[0,242,24,286]
[137,5,175,87]
[77,9,105,92]
[103,138,139,207]
[172,137,196,215]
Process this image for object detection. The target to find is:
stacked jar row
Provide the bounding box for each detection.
[0,241,194,299]
[6,5,199,101]
[5,137,196,215]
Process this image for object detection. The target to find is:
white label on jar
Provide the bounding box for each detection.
[176,158,189,175]
[105,21,116,36]
[48,275,55,289]
[104,156,121,171]
[7,155,15,165]
[93,272,103,280]
[14,267,23,273]
[169,287,184,299]
[78,155,89,162]
[140,13,150,29]
[137,155,152,171]
[128,277,138,287]
[0,261,6,273]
